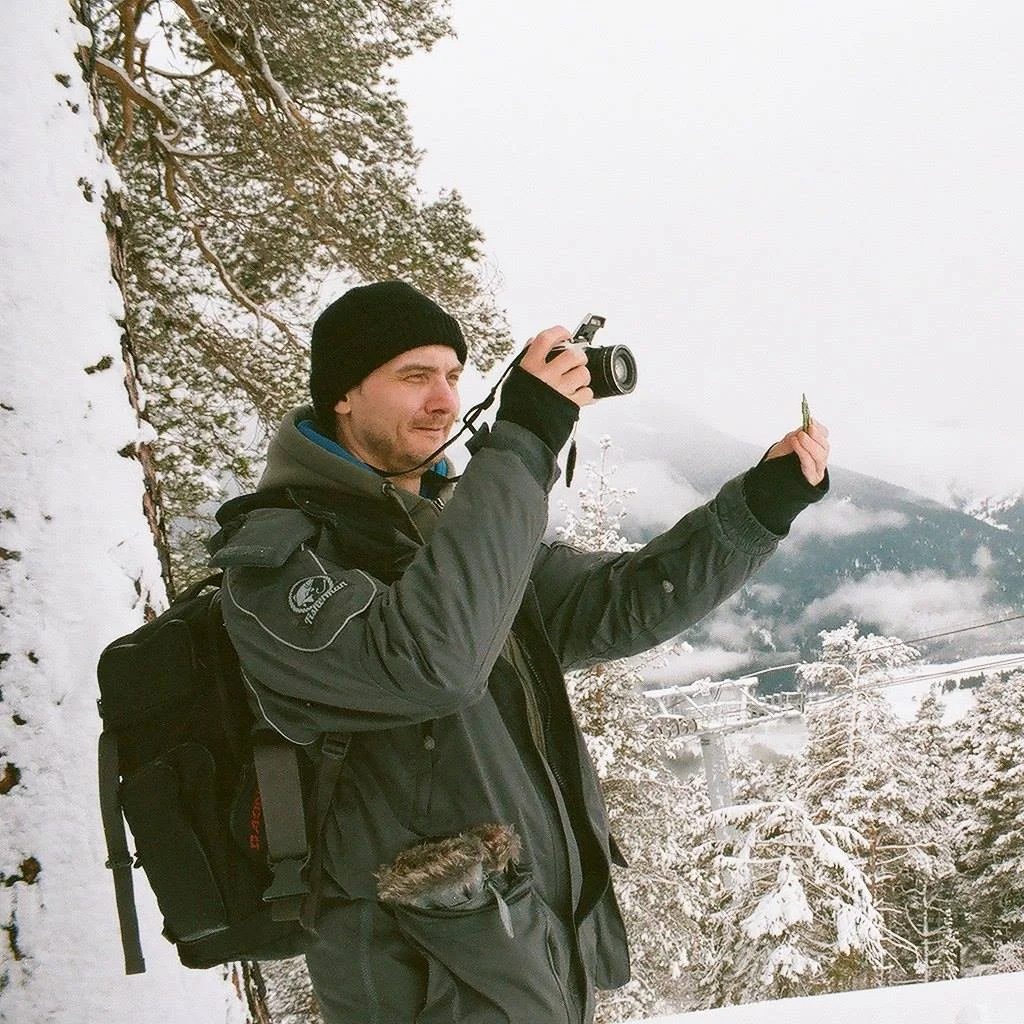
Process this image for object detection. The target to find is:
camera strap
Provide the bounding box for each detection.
[565,428,578,488]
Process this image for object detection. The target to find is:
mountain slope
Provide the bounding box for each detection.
[569,402,1023,679]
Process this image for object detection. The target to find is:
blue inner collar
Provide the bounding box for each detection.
[298,419,448,497]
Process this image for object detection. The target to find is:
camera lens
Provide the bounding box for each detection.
[612,351,634,387]
[588,344,637,398]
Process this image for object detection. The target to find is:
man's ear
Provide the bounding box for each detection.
[333,393,351,415]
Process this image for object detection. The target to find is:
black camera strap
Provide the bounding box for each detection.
[369,351,522,482]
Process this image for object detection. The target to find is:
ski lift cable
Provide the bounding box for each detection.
[803,653,1024,708]
[733,610,1024,683]
[679,655,1024,739]
[870,653,1024,688]
[645,612,1023,712]
[652,652,1024,741]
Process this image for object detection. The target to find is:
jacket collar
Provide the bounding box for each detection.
[212,406,455,556]
[256,405,456,515]
[294,418,452,500]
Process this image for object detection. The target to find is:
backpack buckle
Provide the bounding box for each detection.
[321,733,352,762]
[262,856,310,904]
[104,853,137,871]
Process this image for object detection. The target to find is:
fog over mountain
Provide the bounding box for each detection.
[564,399,1024,687]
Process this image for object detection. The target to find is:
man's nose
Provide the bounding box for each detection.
[427,377,459,415]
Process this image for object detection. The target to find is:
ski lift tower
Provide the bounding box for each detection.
[646,676,805,811]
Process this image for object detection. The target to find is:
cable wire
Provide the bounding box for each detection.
[734,611,1024,683]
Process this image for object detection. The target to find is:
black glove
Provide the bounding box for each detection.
[743,452,829,535]
[495,365,579,455]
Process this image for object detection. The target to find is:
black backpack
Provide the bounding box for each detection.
[97,572,350,974]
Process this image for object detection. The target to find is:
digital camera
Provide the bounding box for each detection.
[548,314,637,399]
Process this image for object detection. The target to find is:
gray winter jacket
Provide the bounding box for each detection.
[209,405,784,1023]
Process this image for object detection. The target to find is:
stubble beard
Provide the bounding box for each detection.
[363,421,452,478]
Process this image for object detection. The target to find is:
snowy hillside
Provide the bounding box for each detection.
[630,970,1023,1024]
[963,492,1024,534]
[0,3,242,1021]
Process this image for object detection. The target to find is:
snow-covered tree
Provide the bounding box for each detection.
[558,438,709,1022]
[77,0,513,584]
[0,3,245,1020]
[798,624,959,984]
[953,672,1024,967]
[889,690,960,982]
[694,800,885,1006]
[730,749,802,807]
[991,939,1024,974]
[799,625,922,822]
[796,619,921,696]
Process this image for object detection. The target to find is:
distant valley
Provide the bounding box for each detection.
[568,405,1024,689]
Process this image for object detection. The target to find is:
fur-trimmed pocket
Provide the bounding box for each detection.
[377,825,575,1023]
[377,823,521,935]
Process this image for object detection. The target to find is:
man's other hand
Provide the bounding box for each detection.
[764,420,830,486]
[518,327,595,408]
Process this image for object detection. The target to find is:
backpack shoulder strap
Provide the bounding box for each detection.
[251,729,313,921]
[97,728,146,974]
[253,731,353,926]
[202,583,315,923]
[206,491,355,926]
[300,733,353,930]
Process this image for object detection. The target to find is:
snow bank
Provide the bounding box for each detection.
[0,3,242,1021]
[630,971,1024,1024]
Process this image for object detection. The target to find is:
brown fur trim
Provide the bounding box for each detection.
[376,823,521,906]
[468,823,521,874]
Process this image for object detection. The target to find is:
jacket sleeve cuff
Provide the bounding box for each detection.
[466,420,562,493]
[742,452,829,536]
[495,365,579,456]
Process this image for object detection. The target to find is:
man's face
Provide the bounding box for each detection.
[333,345,463,486]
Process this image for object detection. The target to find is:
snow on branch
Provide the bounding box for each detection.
[87,53,182,137]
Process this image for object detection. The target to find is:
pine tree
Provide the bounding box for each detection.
[76,0,512,584]
[953,672,1024,967]
[693,800,885,1006]
[557,438,709,1022]
[798,623,957,985]
[891,689,960,981]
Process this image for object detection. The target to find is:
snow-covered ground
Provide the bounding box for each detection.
[0,3,242,1021]
[630,970,1024,1024]
[884,655,1024,722]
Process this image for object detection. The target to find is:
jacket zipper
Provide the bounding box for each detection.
[380,481,426,545]
[518,637,568,796]
[505,631,572,899]
[510,634,579,1022]
[518,632,590,1024]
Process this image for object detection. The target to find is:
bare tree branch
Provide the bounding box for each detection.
[170,0,251,83]
[157,141,299,345]
[85,51,181,136]
[243,21,308,127]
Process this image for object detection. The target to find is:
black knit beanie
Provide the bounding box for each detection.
[310,280,467,430]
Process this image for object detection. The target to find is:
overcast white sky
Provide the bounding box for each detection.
[397,0,1024,503]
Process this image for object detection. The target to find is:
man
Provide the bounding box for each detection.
[209,280,829,1023]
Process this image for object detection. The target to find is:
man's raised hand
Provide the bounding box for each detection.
[518,326,595,408]
[764,420,830,486]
